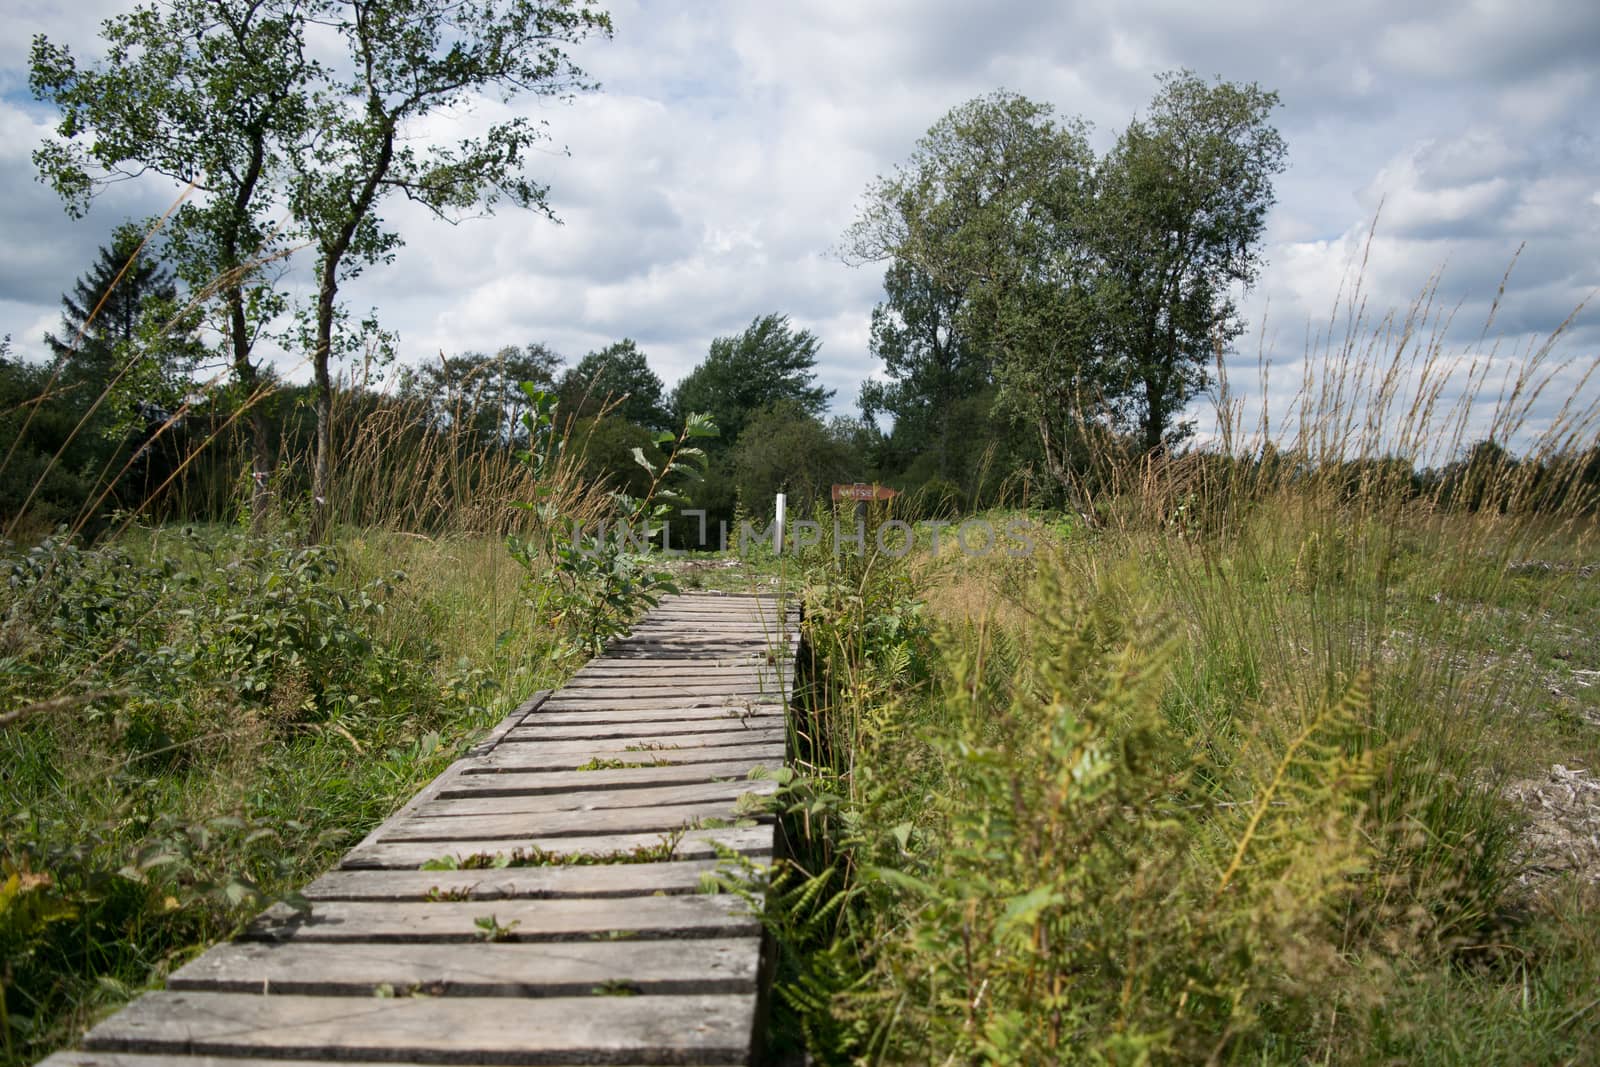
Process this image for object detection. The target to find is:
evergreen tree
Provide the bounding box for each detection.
[44,223,188,397]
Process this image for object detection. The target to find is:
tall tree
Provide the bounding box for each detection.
[32,0,318,528]
[1092,71,1286,453]
[844,77,1286,481]
[557,338,669,430]
[4,231,200,530]
[672,313,833,447]
[43,224,187,389]
[841,91,1099,492]
[292,0,611,538]
[858,260,986,481]
[401,342,562,444]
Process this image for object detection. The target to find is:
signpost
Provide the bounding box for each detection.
[831,483,899,503]
[832,483,898,527]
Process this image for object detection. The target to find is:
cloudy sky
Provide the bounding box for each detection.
[2,0,1597,452]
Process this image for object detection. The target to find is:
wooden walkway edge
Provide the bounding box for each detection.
[44,591,798,1067]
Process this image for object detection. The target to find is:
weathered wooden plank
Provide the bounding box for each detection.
[561,679,780,696]
[243,895,757,943]
[301,858,742,901]
[445,759,781,794]
[488,728,785,759]
[607,640,776,648]
[386,800,762,843]
[655,608,777,614]
[544,686,780,701]
[565,674,779,689]
[651,607,785,617]
[572,661,783,676]
[624,629,786,640]
[41,1055,443,1066]
[414,779,776,820]
[168,938,761,997]
[544,685,781,702]
[470,741,787,773]
[342,825,774,870]
[608,631,780,642]
[535,697,781,715]
[505,718,782,743]
[80,991,757,1064]
[528,705,784,727]
[598,649,772,661]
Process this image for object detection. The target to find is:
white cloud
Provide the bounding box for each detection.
[1,0,1594,452]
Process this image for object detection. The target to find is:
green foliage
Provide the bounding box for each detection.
[473,914,520,941]
[731,404,863,516]
[844,594,1374,1060]
[672,313,834,447]
[41,224,199,402]
[1093,71,1288,453]
[508,384,716,659]
[858,260,986,484]
[423,833,682,871]
[566,416,661,499]
[0,527,507,1063]
[2,530,422,736]
[557,339,670,431]
[31,0,316,524]
[745,455,1600,1064]
[32,0,614,532]
[293,0,612,531]
[763,549,1385,1061]
[0,227,204,535]
[842,90,1099,492]
[398,344,562,446]
[843,71,1287,482]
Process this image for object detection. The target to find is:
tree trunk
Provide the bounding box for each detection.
[1142,374,1166,458]
[227,288,274,535]
[310,273,336,543]
[307,107,397,542]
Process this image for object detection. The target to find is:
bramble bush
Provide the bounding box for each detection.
[0,526,498,1063]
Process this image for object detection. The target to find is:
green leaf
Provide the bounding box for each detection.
[999,886,1063,931]
[684,412,719,438]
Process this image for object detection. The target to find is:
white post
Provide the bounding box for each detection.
[774,492,786,555]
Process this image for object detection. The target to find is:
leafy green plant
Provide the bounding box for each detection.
[473,915,520,942]
[0,526,514,1063]
[508,384,717,658]
[574,756,670,771]
[420,832,684,871]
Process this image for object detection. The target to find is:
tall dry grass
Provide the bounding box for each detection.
[766,251,1600,1062]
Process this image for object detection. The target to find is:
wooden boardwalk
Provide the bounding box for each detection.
[45,592,797,1067]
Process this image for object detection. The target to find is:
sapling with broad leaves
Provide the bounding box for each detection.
[509,382,717,659]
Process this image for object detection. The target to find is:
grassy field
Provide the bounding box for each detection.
[5,311,1600,1064]
[757,484,1600,1063]
[2,488,1598,1064]
[0,524,554,1063]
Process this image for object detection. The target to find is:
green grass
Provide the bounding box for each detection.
[756,487,1600,1063]
[0,523,563,1064]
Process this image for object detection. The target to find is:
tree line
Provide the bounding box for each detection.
[9,5,1594,539]
[1,216,867,537]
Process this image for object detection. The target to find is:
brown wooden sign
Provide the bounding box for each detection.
[832,482,899,502]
